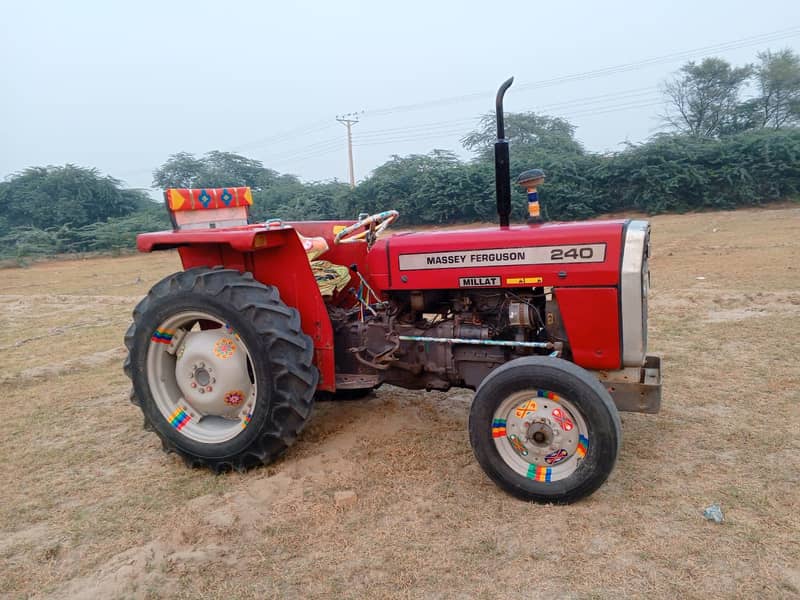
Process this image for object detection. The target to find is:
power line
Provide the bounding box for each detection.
[352,98,667,148]
[350,90,663,147]
[208,26,800,167]
[363,26,800,117]
[260,136,343,160]
[353,129,473,147]
[351,87,660,143]
[116,26,800,178]
[562,99,665,119]
[229,120,336,152]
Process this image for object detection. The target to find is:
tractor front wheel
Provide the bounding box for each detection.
[124,267,318,472]
[469,357,621,504]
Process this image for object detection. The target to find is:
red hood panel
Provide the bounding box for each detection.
[369,221,627,291]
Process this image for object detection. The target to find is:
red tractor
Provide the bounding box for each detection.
[125,79,661,503]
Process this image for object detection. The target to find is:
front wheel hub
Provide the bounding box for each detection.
[175,330,253,418]
[492,390,589,483]
[526,421,554,447]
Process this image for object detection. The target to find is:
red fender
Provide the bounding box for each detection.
[137,225,336,391]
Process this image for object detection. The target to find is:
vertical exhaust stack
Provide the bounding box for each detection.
[494,77,514,228]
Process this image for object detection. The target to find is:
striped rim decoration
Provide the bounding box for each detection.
[241,410,253,429]
[168,406,191,431]
[151,328,175,344]
[491,418,507,438]
[527,464,552,482]
[576,434,589,458]
[536,389,559,401]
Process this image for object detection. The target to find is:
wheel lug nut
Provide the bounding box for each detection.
[206,386,213,392]
[191,382,197,388]
[199,388,205,394]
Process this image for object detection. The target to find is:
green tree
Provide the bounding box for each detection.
[0,165,147,230]
[461,112,597,221]
[149,152,205,188]
[753,48,800,129]
[663,58,753,137]
[350,150,489,224]
[152,151,281,190]
[461,112,584,158]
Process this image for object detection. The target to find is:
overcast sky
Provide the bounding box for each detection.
[2,1,799,193]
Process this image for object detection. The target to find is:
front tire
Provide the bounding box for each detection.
[123,267,318,472]
[469,357,621,504]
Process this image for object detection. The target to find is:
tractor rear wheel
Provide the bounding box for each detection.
[469,357,621,504]
[124,267,318,472]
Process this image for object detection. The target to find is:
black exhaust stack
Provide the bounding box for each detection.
[495,77,514,228]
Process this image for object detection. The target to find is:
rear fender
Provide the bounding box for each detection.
[173,227,336,392]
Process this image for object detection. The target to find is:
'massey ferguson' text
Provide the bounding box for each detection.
[397,244,606,271]
[426,251,524,266]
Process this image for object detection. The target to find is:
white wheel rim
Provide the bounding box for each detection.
[146,311,257,444]
[492,389,589,482]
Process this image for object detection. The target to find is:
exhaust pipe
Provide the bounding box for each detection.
[494,77,514,228]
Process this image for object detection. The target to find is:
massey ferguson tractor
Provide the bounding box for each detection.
[124,78,661,503]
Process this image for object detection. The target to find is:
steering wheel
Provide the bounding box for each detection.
[334,210,399,245]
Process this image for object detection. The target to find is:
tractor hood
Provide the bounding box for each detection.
[368,220,629,291]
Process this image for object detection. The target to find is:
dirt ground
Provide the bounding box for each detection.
[1,206,798,599]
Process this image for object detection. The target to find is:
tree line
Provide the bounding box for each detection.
[1,50,799,261]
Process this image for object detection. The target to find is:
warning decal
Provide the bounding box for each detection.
[398,244,606,271]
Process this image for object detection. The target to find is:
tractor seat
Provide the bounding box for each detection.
[164,187,252,230]
[296,233,351,297]
[161,188,350,297]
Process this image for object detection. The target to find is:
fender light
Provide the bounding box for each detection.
[253,233,269,249]
[251,230,289,250]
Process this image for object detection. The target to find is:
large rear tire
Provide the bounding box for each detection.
[123,267,318,472]
[469,356,621,504]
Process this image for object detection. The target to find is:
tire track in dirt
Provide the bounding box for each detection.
[0,347,127,385]
[35,391,458,600]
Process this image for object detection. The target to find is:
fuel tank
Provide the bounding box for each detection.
[367,220,628,291]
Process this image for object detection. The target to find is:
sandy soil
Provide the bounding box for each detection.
[1,206,799,599]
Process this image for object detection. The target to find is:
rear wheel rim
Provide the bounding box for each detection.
[492,389,589,482]
[146,311,257,444]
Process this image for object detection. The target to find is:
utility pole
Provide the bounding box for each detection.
[336,113,359,188]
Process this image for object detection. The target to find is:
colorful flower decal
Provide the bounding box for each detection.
[214,337,236,359]
[224,390,245,406]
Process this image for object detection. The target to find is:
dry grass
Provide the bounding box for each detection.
[1,207,799,599]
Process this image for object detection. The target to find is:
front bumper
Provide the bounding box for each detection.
[594,354,662,414]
